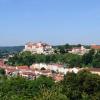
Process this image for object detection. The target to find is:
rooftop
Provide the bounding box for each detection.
[91,45,100,50]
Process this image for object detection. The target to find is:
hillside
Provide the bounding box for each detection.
[0,46,24,58]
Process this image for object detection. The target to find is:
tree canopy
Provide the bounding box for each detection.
[0,70,100,100]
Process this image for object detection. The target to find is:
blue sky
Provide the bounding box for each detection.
[0,0,100,46]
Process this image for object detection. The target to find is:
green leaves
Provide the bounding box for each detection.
[0,75,55,100]
[62,70,100,100]
[0,68,5,75]
[0,70,100,100]
[7,51,82,68]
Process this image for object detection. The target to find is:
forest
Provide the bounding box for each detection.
[0,69,100,100]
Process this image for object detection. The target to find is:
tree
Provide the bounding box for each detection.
[77,44,81,47]
[82,49,95,65]
[34,88,68,100]
[0,68,5,75]
[59,46,66,54]
[0,75,55,100]
[92,51,100,68]
[61,70,100,100]
[7,51,35,66]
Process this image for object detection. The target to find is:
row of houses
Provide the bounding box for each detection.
[30,63,79,74]
[68,44,100,55]
[2,65,63,81]
[5,66,36,79]
[68,46,90,55]
[0,59,100,82]
[0,59,80,81]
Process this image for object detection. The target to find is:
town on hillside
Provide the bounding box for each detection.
[0,42,100,82]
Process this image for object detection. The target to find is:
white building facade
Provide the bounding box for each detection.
[69,46,90,55]
[23,42,54,55]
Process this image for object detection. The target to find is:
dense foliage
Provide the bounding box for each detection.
[7,49,100,68]
[7,51,82,67]
[61,70,100,100]
[0,75,54,100]
[0,68,5,75]
[0,71,100,100]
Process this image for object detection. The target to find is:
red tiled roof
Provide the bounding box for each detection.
[16,66,29,70]
[41,69,51,73]
[21,72,35,76]
[53,74,64,82]
[5,67,16,73]
[91,45,100,50]
[0,59,5,66]
[88,68,100,72]
[28,45,33,48]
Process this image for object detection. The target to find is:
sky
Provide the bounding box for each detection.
[0,0,100,46]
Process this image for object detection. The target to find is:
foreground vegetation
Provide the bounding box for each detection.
[0,70,100,100]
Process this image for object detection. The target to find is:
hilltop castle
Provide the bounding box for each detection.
[23,42,54,55]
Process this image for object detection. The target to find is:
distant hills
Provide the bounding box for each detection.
[0,46,24,53]
[0,46,24,58]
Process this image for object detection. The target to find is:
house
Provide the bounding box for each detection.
[20,71,36,79]
[71,68,79,73]
[53,74,64,82]
[69,46,89,55]
[23,42,54,55]
[16,66,29,71]
[16,66,33,76]
[30,63,47,70]
[40,69,52,77]
[0,59,5,68]
[5,67,17,76]
[88,68,100,75]
[31,63,80,74]
[48,64,70,74]
[34,69,41,75]
[91,44,100,50]
[48,64,64,72]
